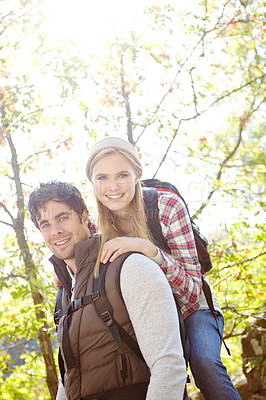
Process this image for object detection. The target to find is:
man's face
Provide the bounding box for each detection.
[37,200,90,262]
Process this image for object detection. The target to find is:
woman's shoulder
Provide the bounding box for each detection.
[157,188,187,212]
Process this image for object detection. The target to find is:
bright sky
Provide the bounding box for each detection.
[42,0,152,47]
[0,0,263,244]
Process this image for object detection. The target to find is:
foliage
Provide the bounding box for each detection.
[0,353,53,400]
[208,218,266,377]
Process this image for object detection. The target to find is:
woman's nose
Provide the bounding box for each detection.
[109,179,119,191]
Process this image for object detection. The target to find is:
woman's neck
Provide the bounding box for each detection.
[111,209,133,235]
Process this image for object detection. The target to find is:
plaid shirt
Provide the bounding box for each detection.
[156,190,202,319]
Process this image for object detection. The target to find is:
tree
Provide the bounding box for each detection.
[0,0,265,397]
[0,1,86,398]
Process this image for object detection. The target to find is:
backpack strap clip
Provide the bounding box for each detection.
[101,310,113,327]
[92,290,100,302]
[73,297,83,310]
[54,309,61,325]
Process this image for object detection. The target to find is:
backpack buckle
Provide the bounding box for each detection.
[73,297,83,310]
[54,310,60,324]
[101,310,113,327]
[92,291,100,302]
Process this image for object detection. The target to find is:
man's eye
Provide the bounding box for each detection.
[59,216,68,221]
[41,224,49,230]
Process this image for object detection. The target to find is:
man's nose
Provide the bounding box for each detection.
[51,224,63,236]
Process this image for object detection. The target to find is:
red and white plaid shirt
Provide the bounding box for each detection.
[156,190,202,319]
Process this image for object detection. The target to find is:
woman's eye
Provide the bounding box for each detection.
[119,173,128,178]
[98,176,107,180]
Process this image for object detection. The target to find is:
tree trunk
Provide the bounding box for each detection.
[240,313,266,399]
[5,127,58,399]
[14,224,59,400]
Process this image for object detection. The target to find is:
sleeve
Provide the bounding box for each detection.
[156,192,202,313]
[56,381,67,400]
[120,253,187,400]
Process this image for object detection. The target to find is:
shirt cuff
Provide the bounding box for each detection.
[149,247,164,265]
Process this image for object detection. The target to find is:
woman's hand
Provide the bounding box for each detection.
[101,237,158,263]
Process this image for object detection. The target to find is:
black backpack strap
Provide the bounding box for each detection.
[93,258,188,400]
[58,347,65,386]
[141,181,228,357]
[54,287,64,329]
[141,179,213,274]
[192,223,212,273]
[60,291,102,369]
[93,261,128,380]
[54,288,66,385]
[202,277,231,356]
[54,291,100,325]
[92,255,145,380]
[142,186,170,253]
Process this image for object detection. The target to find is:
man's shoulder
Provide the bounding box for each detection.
[122,252,158,266]
[121,253,164,282]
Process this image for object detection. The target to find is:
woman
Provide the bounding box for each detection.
[85,136,241,400]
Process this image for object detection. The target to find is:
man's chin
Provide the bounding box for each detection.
[55,250,75,261]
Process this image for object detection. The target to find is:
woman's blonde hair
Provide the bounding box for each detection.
[87,147,151,276]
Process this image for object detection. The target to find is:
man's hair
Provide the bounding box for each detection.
[28,181,88,229]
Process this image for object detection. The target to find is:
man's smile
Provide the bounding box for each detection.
[54,238,71,246]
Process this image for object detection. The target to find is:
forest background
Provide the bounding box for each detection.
[0,0,265,399]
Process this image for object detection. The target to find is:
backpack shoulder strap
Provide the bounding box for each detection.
[142,179,213,273]
[54,288,65,385]
[92,253,145,379]
[92,254,144,361]
[54,287,64,328]
[142,186,170,253]
[202,277,231,356]
[94,253,189,400]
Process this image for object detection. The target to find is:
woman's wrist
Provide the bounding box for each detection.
[149,246,164,264]
[142,241,158,258]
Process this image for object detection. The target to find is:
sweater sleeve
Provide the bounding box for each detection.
[120,253,187,400]
[56,381,67,400]
[156,192,202,318]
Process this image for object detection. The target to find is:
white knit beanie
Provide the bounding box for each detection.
[86,137,142,179]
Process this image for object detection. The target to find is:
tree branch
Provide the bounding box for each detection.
[0,219,14,228]
[0,3,36,36]
[189,67,198,115]
[191,96,265,219]
[152,120,182,178]
[136,1,242,143]
[8,104,64,130]
[0,201,15,224]
[5,131,25,222]
[119,52,134,145]
[220,250,266,271]
[0,273,27,282]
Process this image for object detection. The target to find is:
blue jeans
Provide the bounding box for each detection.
[184,309,241,400]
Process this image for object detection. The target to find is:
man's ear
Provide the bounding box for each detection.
[81,209,90,226]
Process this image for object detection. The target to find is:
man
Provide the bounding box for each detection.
[28,181,187,400]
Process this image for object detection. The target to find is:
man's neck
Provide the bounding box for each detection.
[65,259,77,275]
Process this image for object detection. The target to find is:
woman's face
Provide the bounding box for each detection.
[91,152,139,213]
